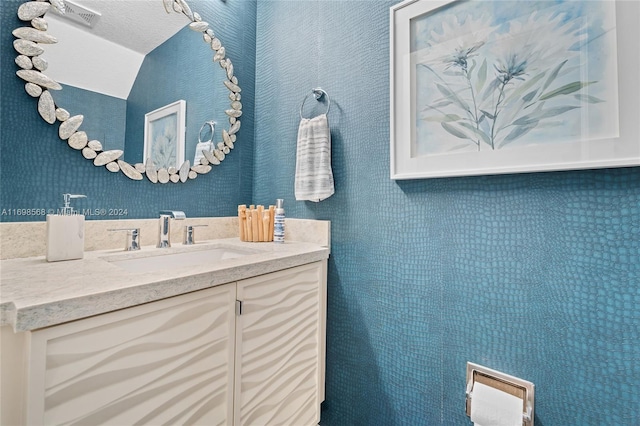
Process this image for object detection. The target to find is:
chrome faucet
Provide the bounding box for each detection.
[157,210,186,248]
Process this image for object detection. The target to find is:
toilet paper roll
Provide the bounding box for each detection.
[470,382,523,426]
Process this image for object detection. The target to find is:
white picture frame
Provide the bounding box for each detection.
[390,0,640,180]
[143,100,186,170]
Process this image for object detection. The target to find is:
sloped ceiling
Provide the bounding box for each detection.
[43,0,190,98]
[49,0,188,54]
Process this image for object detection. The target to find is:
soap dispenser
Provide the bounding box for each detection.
[46,194,87,262]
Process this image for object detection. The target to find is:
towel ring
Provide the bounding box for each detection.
[198,120,215,144]
[299,88,331,119]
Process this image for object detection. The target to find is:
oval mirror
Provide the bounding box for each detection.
[12,0,242,183]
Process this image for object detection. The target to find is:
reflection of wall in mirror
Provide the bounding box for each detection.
[53,85,126,151]
[39,20,228,166]
[124,25,229,167]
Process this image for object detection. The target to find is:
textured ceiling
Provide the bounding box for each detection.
[49,0,189,54]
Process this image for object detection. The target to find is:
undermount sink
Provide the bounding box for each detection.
[105,245,261,273]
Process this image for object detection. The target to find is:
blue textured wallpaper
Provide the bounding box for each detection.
[253,1,640,424]
[1,0,256,222]
[53,85,126,151]
[2,0,640,424]
[125,19,232,166]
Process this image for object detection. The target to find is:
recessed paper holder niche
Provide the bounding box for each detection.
[466,362,535,426]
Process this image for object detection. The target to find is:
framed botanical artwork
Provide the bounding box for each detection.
[390,0,640,179]
[143,100,186,170]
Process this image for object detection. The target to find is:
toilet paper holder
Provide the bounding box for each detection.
[465,362,535,426]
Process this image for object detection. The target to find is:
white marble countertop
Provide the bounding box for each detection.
[0,238,329,332]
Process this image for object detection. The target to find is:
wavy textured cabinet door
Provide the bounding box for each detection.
[26,285,236,426]
[234,261,327,426]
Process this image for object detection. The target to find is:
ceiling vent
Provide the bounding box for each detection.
[53,0,101,28]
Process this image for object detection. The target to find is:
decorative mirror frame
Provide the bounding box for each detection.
[12,0,242,184]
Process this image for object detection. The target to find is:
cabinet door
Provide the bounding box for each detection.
[26,285,236,426]
[234,261,326,426]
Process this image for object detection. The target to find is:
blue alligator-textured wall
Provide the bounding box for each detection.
[53,85,126,152]
[0,0,256,221]
[125,22,232,167]
[252,1,640,424]
[2,0,639,423]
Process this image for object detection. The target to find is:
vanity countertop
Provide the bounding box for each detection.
[0,238,329,332]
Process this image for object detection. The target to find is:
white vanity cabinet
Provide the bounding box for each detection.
[0,260,327,426]
[234,261,327,426]
[21,284,237,425]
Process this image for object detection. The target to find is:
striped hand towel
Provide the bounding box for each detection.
[295,113,334,202]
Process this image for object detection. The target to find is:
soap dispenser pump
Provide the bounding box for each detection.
[46,194,87,262]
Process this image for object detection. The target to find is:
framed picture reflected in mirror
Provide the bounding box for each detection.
[143,100,186,170]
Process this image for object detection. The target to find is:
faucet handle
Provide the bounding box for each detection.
[183,224,208,245]
[159,210,186,219]
[108,228,141,251]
